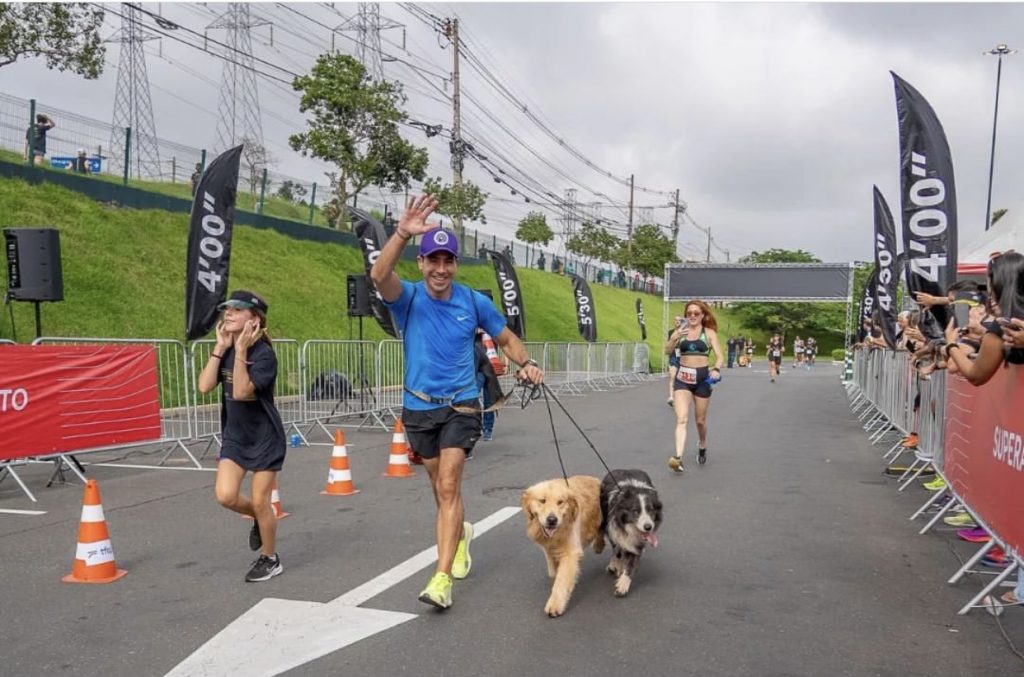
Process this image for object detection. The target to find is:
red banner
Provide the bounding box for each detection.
[0,345,162,462]
[944,366,1024,558]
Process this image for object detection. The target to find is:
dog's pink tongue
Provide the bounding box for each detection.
[642,532,659,548]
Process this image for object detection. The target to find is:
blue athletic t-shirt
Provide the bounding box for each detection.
[385,280,507,410]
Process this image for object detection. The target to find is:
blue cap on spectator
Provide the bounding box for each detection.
[419,227,459,258]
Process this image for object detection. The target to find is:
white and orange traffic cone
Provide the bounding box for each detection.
[322,429,359,495]
[63,479,127,584]
[384,419,416,478]
[270,479,291,518]
[243,477,291,519]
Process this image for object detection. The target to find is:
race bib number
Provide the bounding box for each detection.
[677,367,698,385]
[772,350,781,358]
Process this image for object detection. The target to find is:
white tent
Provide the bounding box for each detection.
[958,219,1023,275]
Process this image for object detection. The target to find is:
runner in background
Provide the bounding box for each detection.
[665,300,724,471]
[667,314,684,406]
[793,335,804,368]
[766,333,784,383]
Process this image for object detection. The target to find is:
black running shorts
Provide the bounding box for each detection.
[402,400,482,459]
[672,366,712,399]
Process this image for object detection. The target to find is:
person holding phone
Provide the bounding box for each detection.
[197,290,287,582]
[665,300,724,471]
[944,252,1024,383]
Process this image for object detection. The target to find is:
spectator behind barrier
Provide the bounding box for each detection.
[942,251,1024,385]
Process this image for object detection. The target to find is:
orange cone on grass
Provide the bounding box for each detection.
[384,419,416,478]
[63,479,127,584]
[322,429,359,495]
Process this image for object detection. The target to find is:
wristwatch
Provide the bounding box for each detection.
[519,359,539,369]
[944,343,959,359]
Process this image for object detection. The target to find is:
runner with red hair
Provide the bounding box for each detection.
[664,299,724,471]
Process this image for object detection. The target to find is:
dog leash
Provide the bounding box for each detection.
[532,381,613,485]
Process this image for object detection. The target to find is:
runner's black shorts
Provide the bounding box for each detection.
[769,354,782,364]
[672,366,712,399]
[402,400,482,459]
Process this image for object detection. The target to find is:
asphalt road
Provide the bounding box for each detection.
[1,363,1021,677]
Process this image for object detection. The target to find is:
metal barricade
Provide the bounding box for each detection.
[376,339,405,424]
[302,339,386,433]
[587,342,609,390]
[32,337,196,468]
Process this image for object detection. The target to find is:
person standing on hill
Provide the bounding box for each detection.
[371,194,544,610]
[197,290,287,583]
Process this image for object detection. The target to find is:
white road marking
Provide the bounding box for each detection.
[166,506,522,677]
[333,505,520,607]
[0,508,47,516]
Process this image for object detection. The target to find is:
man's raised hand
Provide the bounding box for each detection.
[397,194,439,238]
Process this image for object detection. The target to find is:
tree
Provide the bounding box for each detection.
[515,211,553,246]
[731,248,846,340]
[0,4,105,78]
[289,53,428,229]
[740,248,817,263]
[566,221,620,267]
[992,208,1008,227]
[422,176,487,225]
[617,224,678,278]
[275,180,307,203]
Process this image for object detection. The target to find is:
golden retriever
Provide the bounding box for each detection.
[521,475,604,617]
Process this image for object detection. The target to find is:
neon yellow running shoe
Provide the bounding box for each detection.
[922,477,947,492]
[943,513,977,528]
[418,572,453,609]
[451,521,474,580]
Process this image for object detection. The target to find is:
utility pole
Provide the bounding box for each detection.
[107,4,162,180]
[706,227,712,263]
[627,173,635,256]
[671,188,680,244]
[443,17,464,230]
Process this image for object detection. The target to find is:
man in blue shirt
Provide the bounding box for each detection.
[371,194,544,610]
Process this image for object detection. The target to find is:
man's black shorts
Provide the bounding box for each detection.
[402,400,482,459]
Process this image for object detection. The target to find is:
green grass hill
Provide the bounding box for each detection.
[0,176,808,364]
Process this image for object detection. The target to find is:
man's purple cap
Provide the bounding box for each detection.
[418,227,459,258]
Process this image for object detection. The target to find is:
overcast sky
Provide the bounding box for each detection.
[2,2,1023,265]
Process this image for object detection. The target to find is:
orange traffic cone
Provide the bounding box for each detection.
[322,429,359,495]
[242,477,291,519]
[63,479,127,584]
[384,419,416,478]
[270,479,291,518]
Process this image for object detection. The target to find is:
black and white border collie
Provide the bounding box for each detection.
[600,469,662,597]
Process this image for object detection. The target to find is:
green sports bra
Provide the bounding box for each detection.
[676,330,710,356]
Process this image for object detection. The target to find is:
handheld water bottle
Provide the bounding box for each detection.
[705,369,722,386]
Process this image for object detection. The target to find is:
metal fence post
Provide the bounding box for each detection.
[308,182,317,225]
[122,127,132,185]
[258,168,268,214]
[171,156,176,183]
[26,98,36,166]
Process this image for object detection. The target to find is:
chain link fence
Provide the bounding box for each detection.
[0,91,663,294]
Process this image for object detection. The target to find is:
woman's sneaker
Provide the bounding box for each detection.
[245,553,283,582]
[697,448,707,465]
[668,456,684,473]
